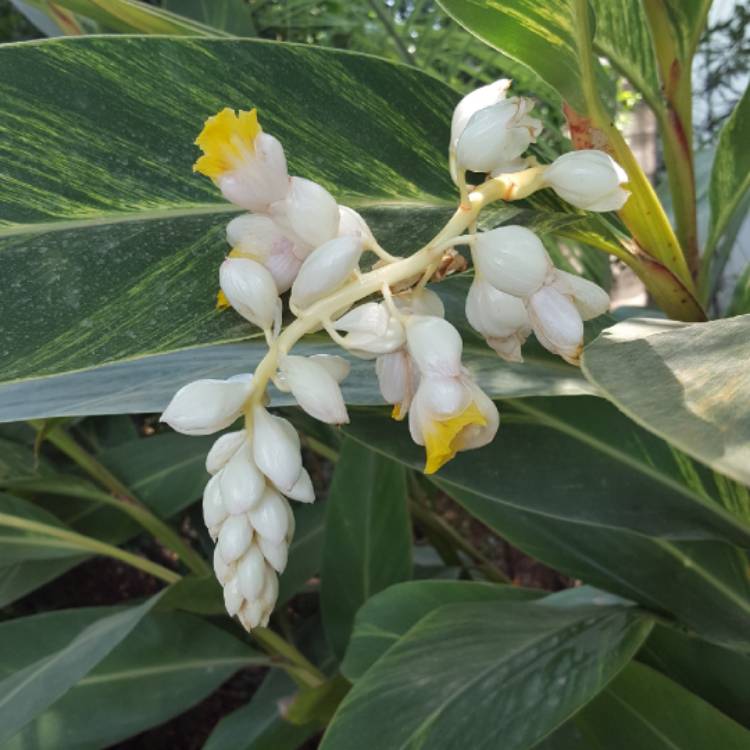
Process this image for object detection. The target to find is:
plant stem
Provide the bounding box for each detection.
[32,422,210,577]
[253,626,326,688]
[366,0,415,66]
[0,512,180,584]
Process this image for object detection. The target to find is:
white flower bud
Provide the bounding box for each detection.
[338,205,374,243]
[284,499,296,542]
[206,430,247,475]
[219,442,266,514]
[258,564,279,610]
[218,513,253,564]
[395,288,445,318]
[249,487,291,545]
[271,176,339,250]
[486,330,531,363]
[216,132,289,212]
[334,302,405,357]
[213,546,233,586]
[451,79,512,148]
[286,468,315,503]
[455,97,541,175]
[309,354,351,383]
[279,355,349,424]
[226,214,303,293]
[528,285,584,365]
[236,543,267,601]
[466,277,530,339]
[239,599,266,631]
[202,474,227,531]
[219,257,281,330]
[406,316,463,377]
[544,150,630,211]
[160,375,252,436]
[474,226,551,297]
[258,535,288,573]
[290,236,363,309]
[223,575,244,616]
[375,350,419,415]
[252,406,302,494]
[551,269,610,320]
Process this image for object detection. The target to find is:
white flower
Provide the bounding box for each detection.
[544,150,630,211]
[219,441,266,514]
[455,97,542,175]
[160,374,253,436]
[485,329,531,363]
[405,316,463,378]
[219,257,281,331]
[309,354,351,383]
[394,287,445,317]
[217,513,253,564]
[252,406,303,493]
[290,236,363,309]
[248,486,291,545]
[474,226,551,297]
[451,79,512,149]
[271,176,340,250]
[408,375,499,474]
[235,543,267,600]
[338,205,374,244]
[206,430,247,475]
[226,214,303,293]
[334,302,405,357]
[202,474,227,535]
[279,355,349,424]
[375,349,419,419]
[527,285,585,365]
[194,108,289,212]
[286,468,315,503]
[551,269,610,319]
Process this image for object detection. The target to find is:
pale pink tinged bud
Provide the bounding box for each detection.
[406,316,463,377]
[206,430,247,475]
[474,225,550,297]
[456,97,542,174]
[466,277,529,339]
[223,575,244,617]
[280,355,349,424]
[258,535,289,573]
[451,79,512,148]
[544,150,630,211]
[220,257,280,330]
[528,285,585,364]
[217,132,289,212]
[160,376,252,436]
[218,513,253,564]
[272,176,340,250]
[290,236,363,309]
[338,205,374,243]
[335,302,405,357]
[249,487,291,545]
[551,269,610,320]
[285,468,315,503]
[202,474,227,531]
[237,543,267,601]
[219,442,266,514]
[252,406,302,493]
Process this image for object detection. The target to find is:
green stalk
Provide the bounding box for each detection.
[0,512,180,584]
[31,422,210,577]
[253,627,326,689]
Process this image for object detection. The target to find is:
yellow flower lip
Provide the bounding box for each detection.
[193,107,262,180]
[423,400,487,474]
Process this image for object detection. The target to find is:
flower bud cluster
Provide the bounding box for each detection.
[161,81,630,630]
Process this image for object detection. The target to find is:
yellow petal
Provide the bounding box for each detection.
[216,290,230,310]
[391,403,407,421]
[423,401,487,475]
[193,107,261,179]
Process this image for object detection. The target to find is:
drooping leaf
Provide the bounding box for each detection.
[341,580,544,681]
[0,596,162,743]
[5,612,265,749]
[639,625,750,727]
[321,439,411,659]
[576,661,750,749]
[321,594,652,750]
[581,315,750,488]
[0,555,84,608]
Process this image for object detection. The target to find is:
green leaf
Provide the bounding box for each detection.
[0,596,162,744]
[342,406,750,648]
[163,0,256,35]
[581,315,750,488]
[576,661,750,749]
[706,84,750,259]
[204,669,318,750]
[0,555,84,608]
[321,439,411,659]
[639,625,750,727]
[12,0,230,35]
[6,611,265,749]
[341,580,544,681]
[321,595,652,750]
[156,573,225,615]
